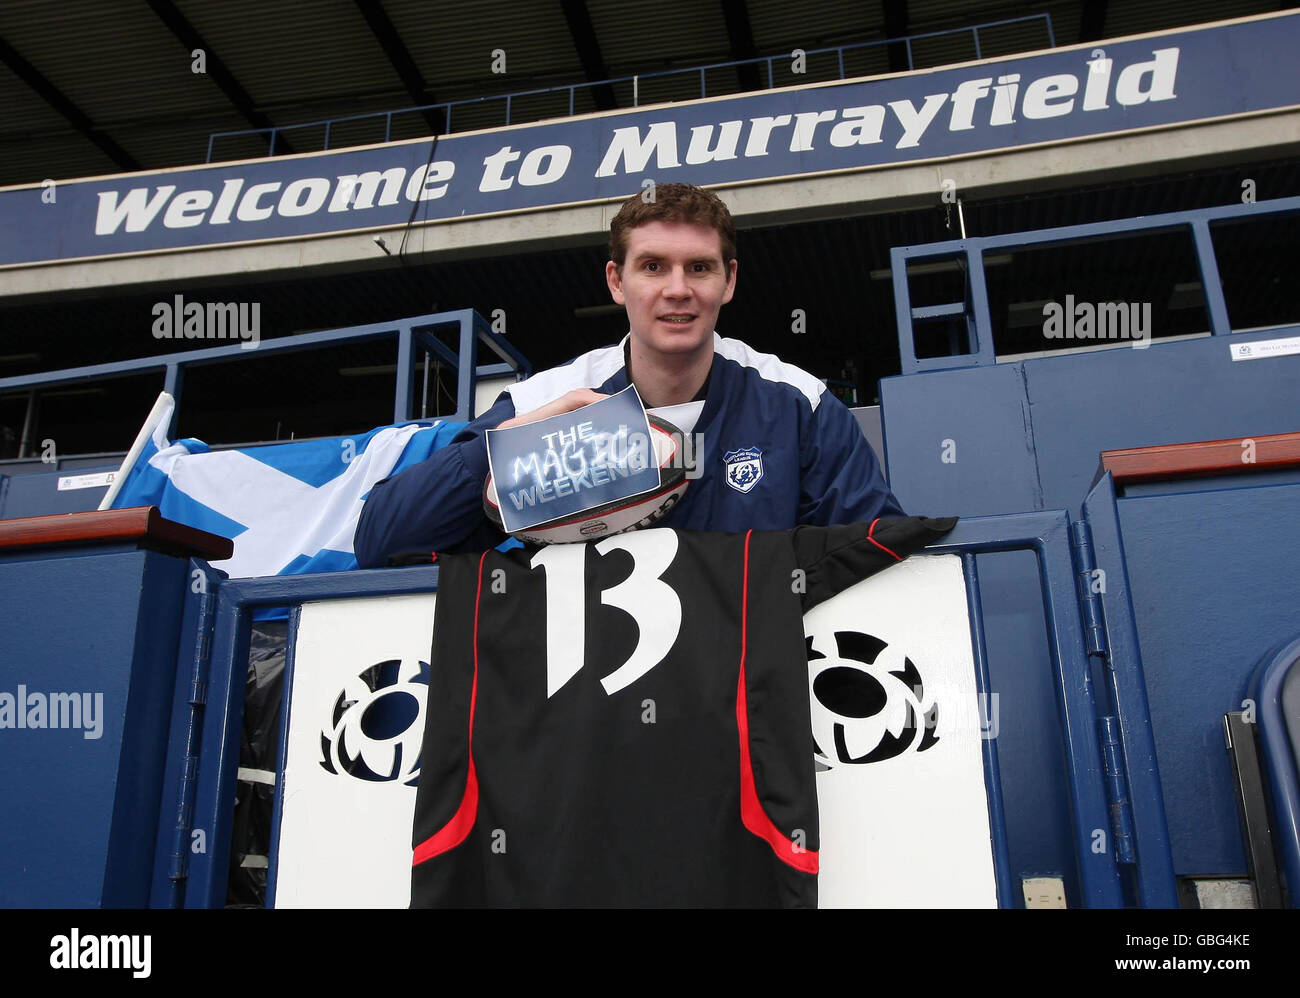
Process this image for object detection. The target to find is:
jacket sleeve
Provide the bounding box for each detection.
[353,396,517,567]
[797,390,906,526]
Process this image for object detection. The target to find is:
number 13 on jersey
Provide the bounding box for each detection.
[529,529,683,698]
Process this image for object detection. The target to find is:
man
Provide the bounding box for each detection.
[354,183,903,567]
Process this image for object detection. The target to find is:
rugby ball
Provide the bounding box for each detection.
[484,414,689,544]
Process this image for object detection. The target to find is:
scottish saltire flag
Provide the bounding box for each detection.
[107,394,465,578]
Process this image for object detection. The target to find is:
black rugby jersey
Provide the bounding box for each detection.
[410,516,956,908]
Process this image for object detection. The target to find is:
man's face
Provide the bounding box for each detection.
[606,220,737,361]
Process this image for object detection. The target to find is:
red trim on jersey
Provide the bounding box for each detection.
[412,550,486,866]
[735,530,819,875]
[865,517,903,561]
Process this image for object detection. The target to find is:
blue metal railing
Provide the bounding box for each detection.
[1250,632,1300,907]
[0,309,530,458]
[206,14,1054,162]
[890,195,1300,375]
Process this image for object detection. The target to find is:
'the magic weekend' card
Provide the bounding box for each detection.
[484,385,661,534]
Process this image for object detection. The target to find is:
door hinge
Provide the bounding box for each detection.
[168,583,216,889]
[1070,518,1109,660]
[1099,714,1136,865]
[1074,519,1134,865]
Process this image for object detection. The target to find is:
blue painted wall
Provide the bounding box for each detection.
[0,544,188,906]
[881,330,1300,902]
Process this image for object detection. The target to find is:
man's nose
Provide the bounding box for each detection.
[663,265,691,297]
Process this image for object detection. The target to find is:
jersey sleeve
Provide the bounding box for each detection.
[793,515,959,611]
[797,390,906,526]
[353,396,516,567]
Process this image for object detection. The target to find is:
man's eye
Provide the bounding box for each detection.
[644,262,660,272]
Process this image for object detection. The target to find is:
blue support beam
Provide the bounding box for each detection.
[1081,474,1179,908]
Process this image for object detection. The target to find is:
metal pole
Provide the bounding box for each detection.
[633,75,638,106]
[1191,219,1232,335]
[16,389,36,459]
[421,352,430,419]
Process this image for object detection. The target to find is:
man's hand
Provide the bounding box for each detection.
[496,389,608,430]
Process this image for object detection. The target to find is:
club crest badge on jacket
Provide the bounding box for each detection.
[723,447,764,493]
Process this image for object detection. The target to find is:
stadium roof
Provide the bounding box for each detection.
[0,0,1289,188]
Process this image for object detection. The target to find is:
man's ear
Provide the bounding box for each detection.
[605,260,626,304]
[722,258,738,305]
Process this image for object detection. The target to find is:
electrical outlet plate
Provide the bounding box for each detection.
[1022,876,1067,908]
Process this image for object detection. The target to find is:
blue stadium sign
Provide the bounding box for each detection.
[1,13,1297,269]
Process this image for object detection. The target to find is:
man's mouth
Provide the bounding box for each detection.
[658,314,696,324]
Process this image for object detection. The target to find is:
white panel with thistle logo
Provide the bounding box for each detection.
[806,553,997,908]
[274,593,435,908]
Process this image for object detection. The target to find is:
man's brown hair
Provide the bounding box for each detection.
[608,183,737,268]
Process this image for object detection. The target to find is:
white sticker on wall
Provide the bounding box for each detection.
[56,471,116,491]
[1230,336,1300,361]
